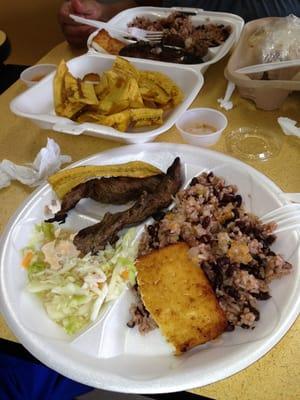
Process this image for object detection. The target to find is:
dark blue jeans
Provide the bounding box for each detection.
[0,340,93,400]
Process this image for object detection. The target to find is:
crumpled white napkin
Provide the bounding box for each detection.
[0,138,72,189]
[278,117,300,138]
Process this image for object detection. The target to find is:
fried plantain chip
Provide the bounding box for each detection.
[64,71,81,102]
[79,81,98,105]
[77,110,131,131]
[139,77,171,106]
[82,73,101,83]
[96,71,129,114]
[59,102,84,119]
[130,108,163,127]
[103,110,131,131]
[127,77,144,109]
[53,60,68,113]
[96,70,144,114]
[139,71,184,106]
[48,161,162,198]
[94,73,110,98]
[112,56,139,79]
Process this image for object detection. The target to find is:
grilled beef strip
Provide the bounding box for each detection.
[46,173,165,223]
[73,157,182,255]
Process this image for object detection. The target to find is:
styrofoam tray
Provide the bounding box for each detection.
[10,53,203,144]
[0,143,299,394]
[88,6,244,74]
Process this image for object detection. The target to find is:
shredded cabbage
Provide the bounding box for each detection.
[24,223,138,335]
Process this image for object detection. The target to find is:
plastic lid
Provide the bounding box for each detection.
[225,127,283,161]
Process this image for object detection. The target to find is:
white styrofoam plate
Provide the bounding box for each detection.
[1,143,299,393]
[10,53,203,144]
[88,6,244,74]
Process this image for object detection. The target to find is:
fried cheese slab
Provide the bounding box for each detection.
[92,29,125,55]
[136,243,227,354]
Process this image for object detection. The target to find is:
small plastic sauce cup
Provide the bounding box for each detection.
[20,64,57,87]
[176,108,228,147]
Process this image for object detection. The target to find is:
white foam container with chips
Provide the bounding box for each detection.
[10,53,204,143]
[88,6,244,74]
[10,7,244,144]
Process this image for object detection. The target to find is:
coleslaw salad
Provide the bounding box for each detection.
[22,222,138,335]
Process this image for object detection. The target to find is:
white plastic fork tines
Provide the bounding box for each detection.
[127,27,164,42]
[260,203,300,234]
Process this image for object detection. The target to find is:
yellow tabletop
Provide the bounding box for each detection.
[0,42,299,400]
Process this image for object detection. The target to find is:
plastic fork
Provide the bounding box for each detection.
[260,204,300,234]
[69,14,163,42]
[126,26,163,42]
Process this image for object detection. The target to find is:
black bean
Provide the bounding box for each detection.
[221,193,235,204]
[217,256,230,267]
[241,324,251,329]
[240,263,263,279]
[225,323,235,332]
[199,234,211,244]
[152,211,166,221]
[249,306,260,321]
[251,227,261,237]
[252,292,271,300]
[232,208,240,219]
[190,177,199,186]
[234,194,242,207]
[222,216,235,227]
[213,187,220,197]
[147,225,156,235]
[224,286,240,300]
[259,259,268,269]
[264,235,276,247]
[235,220,246,231]
[202,216,211,228]
[207,171,214,181]
[127,320,135,328]
[252,254,261,262]
[214,271,223,289]
[225,266,235,278]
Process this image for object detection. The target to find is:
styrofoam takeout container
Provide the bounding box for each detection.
[176,107,228,147]
[88,6,244,74]
[10,53,203,144]
[225,18,300,110]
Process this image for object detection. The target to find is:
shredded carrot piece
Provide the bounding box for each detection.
[22,251,33,268]
[121,270,129,280]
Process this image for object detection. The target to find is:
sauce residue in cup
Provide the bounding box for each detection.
[31,74,46,82]
[184,122,216,135]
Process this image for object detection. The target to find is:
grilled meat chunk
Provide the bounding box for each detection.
[46,174,165,223]
[73,158,182,255]
[119,41,204,64]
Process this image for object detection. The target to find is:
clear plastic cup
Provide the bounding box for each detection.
[176,108,228,147]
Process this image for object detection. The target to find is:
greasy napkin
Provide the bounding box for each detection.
[0,138,71,189]
[278,117,300,138]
